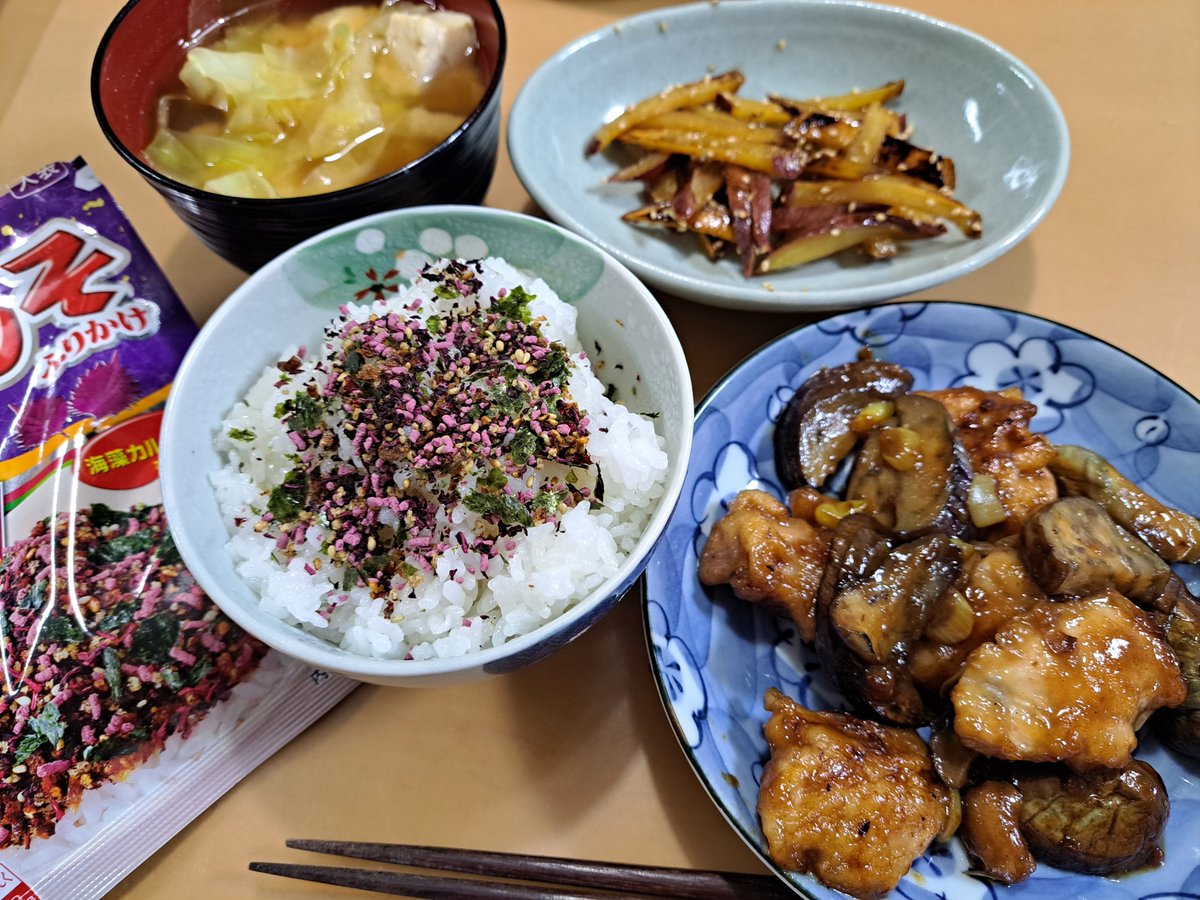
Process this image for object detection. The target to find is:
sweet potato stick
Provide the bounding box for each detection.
[606,151,671,183]
[640,110,784,144]
[688,203,736,242]
[587,70,746,155]
[758,226,897,273]
[715,93,792,125]
[619,127,805,178]
[749,172,773,254]
[844,104,892,167]
[786,174,982,237]
[671,162,725,221]
[725,166,756,276]
[771,80,905,114]
[621,202,737,242]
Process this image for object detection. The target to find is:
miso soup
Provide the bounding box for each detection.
[144,0,486,198]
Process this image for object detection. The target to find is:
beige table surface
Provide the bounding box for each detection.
[1,0,1199,897]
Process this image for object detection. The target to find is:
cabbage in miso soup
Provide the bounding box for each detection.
[145,0,485,198]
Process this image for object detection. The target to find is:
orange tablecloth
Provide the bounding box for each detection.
[0,1,1197,897]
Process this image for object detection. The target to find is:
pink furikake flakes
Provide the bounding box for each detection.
[272,259,596,587]
[0,504,265,850]
[214,256,670,660]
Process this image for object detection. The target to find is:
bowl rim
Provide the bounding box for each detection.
[508,0,1071,313]
[90,0,508,207]
[160,203,694,679]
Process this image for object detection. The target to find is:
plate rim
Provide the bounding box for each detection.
[641,298,1200,898]
[508,0,1071,313]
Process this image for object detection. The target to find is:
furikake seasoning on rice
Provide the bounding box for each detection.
[276,260,594,587]
[0,503,266,849]
[215,257,669,660]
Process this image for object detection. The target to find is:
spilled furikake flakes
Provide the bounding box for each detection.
[0,503,266,849]
[263,259,600,598]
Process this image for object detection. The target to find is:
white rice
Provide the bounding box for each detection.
[211,256,669,660]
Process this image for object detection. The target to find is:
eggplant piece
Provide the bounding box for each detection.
[813,516,922,725]
[960,781,1037,884]
[756,222,921,274]
[815,519,960,726]
[1020,496,1171,604]
[831,534,963,664]
[1051,444,1200,563]
[773,356,913,490]
[1016,761,1169,876]
[769,202,877,234]
[756,213,946,275]
[1154,579,1200,758]
[815,513,893,606]
[847,393,973,539]
[748,171,773,255]
[929,724,979,790]
[845,664,936,729]
[768,205,943,239]
[1161,579,1200,707]
[1156,710,1200,758]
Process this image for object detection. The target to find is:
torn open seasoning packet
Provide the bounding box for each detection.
[0,159,356,900]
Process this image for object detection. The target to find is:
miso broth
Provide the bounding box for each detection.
[145,0,486,198]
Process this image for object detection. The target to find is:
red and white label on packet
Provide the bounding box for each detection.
[77,410,163,490]
[0,864,39,900]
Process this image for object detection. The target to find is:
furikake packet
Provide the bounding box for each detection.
[0,159,355,899]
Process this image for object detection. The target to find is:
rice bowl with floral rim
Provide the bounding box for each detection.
[160,206,693,687]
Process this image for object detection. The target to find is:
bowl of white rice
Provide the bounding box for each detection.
[160,206,692,686]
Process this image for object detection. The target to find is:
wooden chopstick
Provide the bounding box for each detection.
[248,862,627,899]
[248,840,794,899]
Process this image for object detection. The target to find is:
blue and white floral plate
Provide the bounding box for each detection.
[643,301,1200,899]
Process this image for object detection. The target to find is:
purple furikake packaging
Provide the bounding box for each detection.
[0,159,353,900]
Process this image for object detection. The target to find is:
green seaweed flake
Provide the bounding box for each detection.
[508,427,539,463]
[531,489,565,519]
[463,491,533,528]
[14,702,64,765]
[275,393,323,432]
[267,468,308,523]
[129,613,181,665]
[494,285,535,323]
[533,343,571,385]
[89,530,156,565]
[103,646,123,700]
